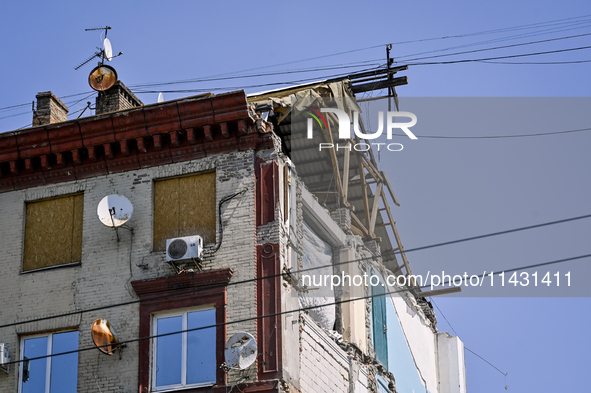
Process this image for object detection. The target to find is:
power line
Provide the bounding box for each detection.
[480,59,591,64]
[128,62,382,89]
[394,20,591,61]
[1,213,589,330]
[2,15,591,114]
[431,299,508,377]
[390,127,591,139]
[406,45,591,65]
[400,31,591,62]
[0,91,94,113]
[3,251,590,367]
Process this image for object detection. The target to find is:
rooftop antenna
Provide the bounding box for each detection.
[75,26,123,91]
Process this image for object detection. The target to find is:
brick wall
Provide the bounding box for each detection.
[0,149,257,392]
[32,91,68,126]
[299,314,350,393]
[95,81,143,115]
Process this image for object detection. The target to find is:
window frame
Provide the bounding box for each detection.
[18,330,79,393]
[131,268,232,393]
[151,306,217,391]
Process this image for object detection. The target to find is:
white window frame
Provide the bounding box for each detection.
[151,306,216,392]
[18,330,78,393]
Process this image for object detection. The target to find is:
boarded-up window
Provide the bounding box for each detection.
[153,172,216,251]
[23,194,84,272]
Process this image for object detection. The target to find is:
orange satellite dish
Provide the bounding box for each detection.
[91,319,121,355]
[88,65,118,92]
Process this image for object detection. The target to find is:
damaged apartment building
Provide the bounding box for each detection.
[0,67,466,393]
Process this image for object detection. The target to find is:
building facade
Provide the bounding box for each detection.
[0,79,466,392]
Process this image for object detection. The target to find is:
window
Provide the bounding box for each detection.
[153,172,216,251]
[23,194,83,272]
[19,331,79,393]
[131,269,231,392]
[152,308,216,390]
[371,272,388,369]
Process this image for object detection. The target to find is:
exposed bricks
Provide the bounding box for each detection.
[95,81,143,115]
[32,92,68,126]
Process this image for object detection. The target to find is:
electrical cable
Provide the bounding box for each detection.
[128,62,383,89]
[131,13,591,85]
[405,45,591,65]
[3,250,590,367]
[1,213,589,330]
[480,59,591,64]
[430,299,508,378]
[3,15,591,114]
[399,31,591,62]
[394,20,591,61]
[206,189,249,255]
[131,64,385,94]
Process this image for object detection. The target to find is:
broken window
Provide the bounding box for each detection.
[23,194,83,272]
[19,330,79,393]
[152,308,216,390]
[153,172,216,251]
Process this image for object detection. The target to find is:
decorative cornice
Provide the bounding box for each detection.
[0,90,273,193]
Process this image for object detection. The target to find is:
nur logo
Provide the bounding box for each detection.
[303,107,418,152]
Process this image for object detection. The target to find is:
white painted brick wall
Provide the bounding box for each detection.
[299,314,351,393]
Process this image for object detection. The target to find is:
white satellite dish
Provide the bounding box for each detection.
[224,332,257,370]
[158,92,164,103]
[97,194,133,228]
[103,38,113,61]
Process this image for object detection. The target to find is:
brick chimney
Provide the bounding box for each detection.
[95,80,143,115]
[32,92,68,126]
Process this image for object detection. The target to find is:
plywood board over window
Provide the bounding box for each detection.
[153,172,216,251]
[23,194,84,272]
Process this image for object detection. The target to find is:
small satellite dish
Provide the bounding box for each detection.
[89,64,118,91]
[224,332,257,370]
[158,92,164,103]
[91,319,121,355]
[104,38,113,61]
[97,194,133,228]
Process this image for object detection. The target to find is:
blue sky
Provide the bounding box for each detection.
[1,1,590,392]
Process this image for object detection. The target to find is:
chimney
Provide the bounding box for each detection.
[95,81,143,115]
[32,92,68,126]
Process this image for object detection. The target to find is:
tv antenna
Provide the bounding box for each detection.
[75,26,123,92]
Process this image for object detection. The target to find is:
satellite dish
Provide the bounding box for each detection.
[91,319,121,355]
[224,332,257,370]
[158,92,164,103]
[89,64,118,91]
[103,38,113,61]
[97,194,133,228]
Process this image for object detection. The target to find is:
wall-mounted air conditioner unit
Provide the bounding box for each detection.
[166,235,203,262]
